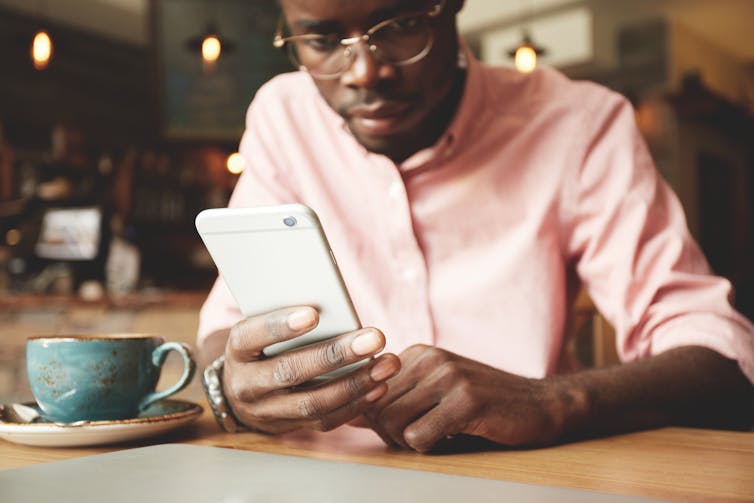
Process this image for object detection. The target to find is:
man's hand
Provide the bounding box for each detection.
[223,306,401,434]
[364,344,580,452]
[362,345,754,453]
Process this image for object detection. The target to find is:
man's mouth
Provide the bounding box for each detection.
[347,102,411,137]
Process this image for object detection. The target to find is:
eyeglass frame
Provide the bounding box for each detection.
[272,0,447,80]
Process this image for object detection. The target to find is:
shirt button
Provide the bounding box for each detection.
[388,181,403,199]
[401,267,419,281]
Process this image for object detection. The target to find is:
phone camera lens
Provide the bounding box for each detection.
[283,217,297,227]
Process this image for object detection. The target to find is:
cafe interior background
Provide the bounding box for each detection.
[0,0,753,405]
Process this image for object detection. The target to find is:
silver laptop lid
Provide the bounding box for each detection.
[0,444,667,503]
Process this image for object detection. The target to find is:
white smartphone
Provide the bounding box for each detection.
[195,204,362,361]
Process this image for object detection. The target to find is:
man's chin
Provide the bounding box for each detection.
[354,136,408,161]
[348,127,412,161]
[345,107,435,162]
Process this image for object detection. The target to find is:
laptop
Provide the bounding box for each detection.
[0,443,667,502]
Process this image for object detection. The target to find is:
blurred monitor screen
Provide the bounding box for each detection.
[35,207,102,261]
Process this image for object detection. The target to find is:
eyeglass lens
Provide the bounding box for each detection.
[288,15,433,77]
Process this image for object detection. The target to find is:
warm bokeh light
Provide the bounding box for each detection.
[31,30,53,71]
[226,152,245,174]
[202,35,222,63]
[514,45,538,73]
[5,229,22,246]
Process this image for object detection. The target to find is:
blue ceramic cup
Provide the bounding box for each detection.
[26,334,196,423]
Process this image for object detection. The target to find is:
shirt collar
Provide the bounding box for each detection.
[399,40,488,173]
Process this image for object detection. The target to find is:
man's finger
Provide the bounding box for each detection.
[227,306,318,362]
[243,354,400,419]
[305,383,391,432]
[228,403,301,435]
[347,416,370,428]
[402,390,471,453]
[373,380,440,448]
[246,328,389,393]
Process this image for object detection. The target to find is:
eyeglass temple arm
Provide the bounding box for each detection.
[273,16,286,48]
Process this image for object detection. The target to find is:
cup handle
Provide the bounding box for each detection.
[139,342,196,411]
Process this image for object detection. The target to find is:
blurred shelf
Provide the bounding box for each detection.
[0,290,207,310]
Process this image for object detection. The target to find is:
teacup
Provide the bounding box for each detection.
[26,334,196,423]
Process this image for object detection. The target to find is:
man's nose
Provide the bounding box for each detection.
[340,42,395,88]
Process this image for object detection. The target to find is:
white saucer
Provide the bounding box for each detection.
[0,399,203,447]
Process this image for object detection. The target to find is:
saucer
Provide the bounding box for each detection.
[0,399,203,447]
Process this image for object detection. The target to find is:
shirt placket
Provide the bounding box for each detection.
[377,157,435,347]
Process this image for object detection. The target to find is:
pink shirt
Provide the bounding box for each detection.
[199,52,754,391]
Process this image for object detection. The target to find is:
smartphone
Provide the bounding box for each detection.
[195,204,362,361]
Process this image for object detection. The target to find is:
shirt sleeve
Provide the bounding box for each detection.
[563,91,754,385]
[197,83,301,350]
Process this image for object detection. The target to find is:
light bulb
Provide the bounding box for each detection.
[31,30,53,71]
[226,153,245,174]
[515,45,537,73]
[202,35,222,63]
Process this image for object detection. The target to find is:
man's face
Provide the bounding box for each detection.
[279,0,463,162]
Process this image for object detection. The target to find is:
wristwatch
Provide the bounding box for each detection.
[201,355,246,433]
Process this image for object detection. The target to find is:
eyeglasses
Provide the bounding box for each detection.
[273,0,446,80]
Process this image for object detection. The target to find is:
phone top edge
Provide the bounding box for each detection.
[196,204,321,234]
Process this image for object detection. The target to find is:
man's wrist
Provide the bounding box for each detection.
[201,355,247,433]
[545,376,591,441]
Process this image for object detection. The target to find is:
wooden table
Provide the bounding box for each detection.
[2,410,753,503]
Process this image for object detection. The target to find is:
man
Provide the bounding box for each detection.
[198,0,754,452]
